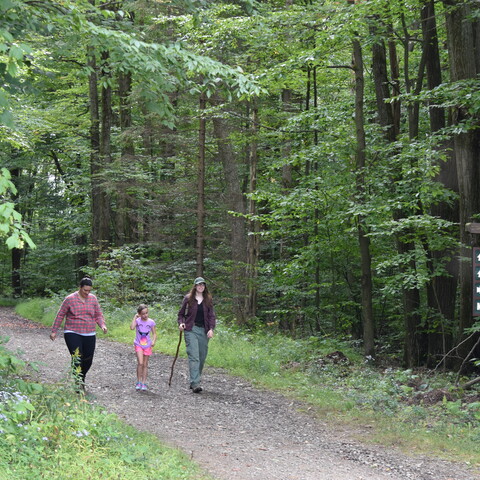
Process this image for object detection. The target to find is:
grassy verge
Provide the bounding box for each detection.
[0,297,20,307]
[0,339,212,480]
[12,298,480,466]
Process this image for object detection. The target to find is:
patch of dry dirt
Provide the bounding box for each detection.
[1,307,478,480]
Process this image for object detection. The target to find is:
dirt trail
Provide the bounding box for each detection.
[1,307,478,480]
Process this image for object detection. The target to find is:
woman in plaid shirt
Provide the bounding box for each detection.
[50,277,107,390]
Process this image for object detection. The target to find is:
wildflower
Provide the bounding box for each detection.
[12,392,28,402]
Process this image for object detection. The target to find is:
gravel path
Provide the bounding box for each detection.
[1,307,478,480]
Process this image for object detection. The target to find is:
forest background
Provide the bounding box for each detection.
[1,0,480,376]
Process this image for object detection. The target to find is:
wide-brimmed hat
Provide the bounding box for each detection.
[194,277,206,285]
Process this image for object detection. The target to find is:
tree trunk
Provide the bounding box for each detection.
[352,38,375,359]
[211,100,248,325]
[99,50,112,245]
[368,20,400,359]
[196,92,206,277]
[117,70,135,245]
[370,24,395,139]
[403,19,428,367]
[11,247,21,295]
[370,18,425,367]
[88,46,107,261]
[281,88,293,190]
[245,100,260,320]
[312,66,321,326]
[422,0,458,366]
[443,0,480,362]
[50,151,89,274]
[9,167,22,295]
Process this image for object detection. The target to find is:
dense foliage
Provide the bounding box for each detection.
[1,0,480,369]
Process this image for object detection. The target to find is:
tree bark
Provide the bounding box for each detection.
[9,167,22,295]
[196,92,206,277]
[370,17,425,367]
[50,151,89,274]
[402,18,428,367]
[116,70,135,246]
[422,0,458,366]
[352,38,375,359]
[443,0,480,362]
[245,100,260,320]
[211,99,248,324]
[88,46,108,261]
[99,50,112,244]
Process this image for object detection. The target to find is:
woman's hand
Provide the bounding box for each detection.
[207,329,214,339]
[179,323,185,331]
[50,332,56,341]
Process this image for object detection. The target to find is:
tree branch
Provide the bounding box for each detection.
[434,331,477,372]
[455,334,480,385]
[460,376,480,390]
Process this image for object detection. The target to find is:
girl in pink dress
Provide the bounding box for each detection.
[130,304,157,391]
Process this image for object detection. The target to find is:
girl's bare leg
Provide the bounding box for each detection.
[142,355,149,384]
[136,350,144,383]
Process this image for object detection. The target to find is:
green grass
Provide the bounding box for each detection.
[15,297,59,324]
[0,341,212,480]
[11,297,480,467]
[0,298,21,307]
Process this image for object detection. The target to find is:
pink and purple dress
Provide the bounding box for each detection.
[134,318,156,355]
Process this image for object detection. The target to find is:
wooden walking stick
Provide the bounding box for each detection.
[168,330,183,387]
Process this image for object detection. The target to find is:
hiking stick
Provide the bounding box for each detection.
[168,330,183,387]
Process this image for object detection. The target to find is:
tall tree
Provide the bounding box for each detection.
[89,53,110,257]
[443,0,480,360]
[10,168,22,295]
[421,0,458,366]
[196,92,207,277]
[245,99,260,320]
[116,70,135,246]
[211,99,248,324]
[352,32,375,358]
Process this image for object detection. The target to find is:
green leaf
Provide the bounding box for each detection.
[6,233,21,249]
[9,44,24,60]
[0,90,9,107]
[6,60,17,77]
[0,0,15,13]
[0,109,14,127]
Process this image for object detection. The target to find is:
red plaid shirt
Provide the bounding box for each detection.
[51,291,106,334]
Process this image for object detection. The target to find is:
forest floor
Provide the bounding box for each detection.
[1,306,478,480]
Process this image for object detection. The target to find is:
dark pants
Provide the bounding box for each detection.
[64,333,96,384]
